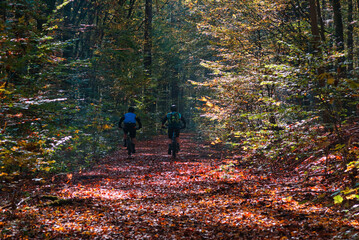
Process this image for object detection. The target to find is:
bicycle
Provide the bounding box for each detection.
[121,125,139,158]
[170,129,178,158]
[163,125,183,159]
[125,134,134,157]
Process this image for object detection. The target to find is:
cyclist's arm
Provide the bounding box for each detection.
[161,115,168,127]
[119,116,125,128]
[181,116,186,128]
[136,117,142,129]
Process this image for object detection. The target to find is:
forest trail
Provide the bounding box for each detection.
[3,133,358,239]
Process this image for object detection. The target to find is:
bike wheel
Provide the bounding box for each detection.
[172,141,177,158]
[127,137,133,156]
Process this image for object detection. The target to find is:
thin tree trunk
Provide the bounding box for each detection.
[330,0,345,80]
[0,0,7,91]
[309,0,320,49]
[330,0,344,51]
[309,0,319,43]
[62,2,73,58]
[316,0,325,42]
[309,0,326,88]
[127,0,136,19]
[347,0,354,73]
[143,0,154,111]
[144,0,152,78]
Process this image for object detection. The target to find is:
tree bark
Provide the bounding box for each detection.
[144,0,153,78]
[330,0,345,80]
[347,0,354,73]
[330,0,344,51]
[127,0,137,19]
[309,0,320,50]
[36,0,56,31]
[316,0,325,42]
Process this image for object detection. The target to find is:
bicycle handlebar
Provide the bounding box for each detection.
[119,125,141,130]
[162,125,185,130]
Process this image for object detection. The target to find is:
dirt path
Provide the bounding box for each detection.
[2,133,358,239]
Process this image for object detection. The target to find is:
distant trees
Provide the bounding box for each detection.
[0,0,207,180]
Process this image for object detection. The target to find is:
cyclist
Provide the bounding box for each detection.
[161,105,186,154]
[119,107,142,153]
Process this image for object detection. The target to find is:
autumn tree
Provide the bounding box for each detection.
[188,0,358,189]
[0,0,64,179]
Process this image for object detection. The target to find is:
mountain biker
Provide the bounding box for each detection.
[119,107,142,153]
[161,105,186,154]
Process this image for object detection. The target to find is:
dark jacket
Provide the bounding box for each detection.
[161,112,186,129]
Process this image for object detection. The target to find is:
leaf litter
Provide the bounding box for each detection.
[1,134,358,239]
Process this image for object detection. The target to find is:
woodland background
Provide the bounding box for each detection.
[0,0,358,234]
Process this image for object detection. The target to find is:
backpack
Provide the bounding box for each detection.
[167,112,182,128]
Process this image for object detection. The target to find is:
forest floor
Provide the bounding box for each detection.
[1,133,359,239]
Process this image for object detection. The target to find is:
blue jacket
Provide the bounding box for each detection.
[119,112,142,128]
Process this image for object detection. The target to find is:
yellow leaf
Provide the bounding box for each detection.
[18,16,25,24]
[102,124,112,130]
[43,166,51,172]
[334,195,344,204]
[0,82,6,89]
[206,101,214,108]
[11,146,19,151]
[199,96,208,101]
[327,77,335,85]
[346,194,359,200]
[211,137,222,145]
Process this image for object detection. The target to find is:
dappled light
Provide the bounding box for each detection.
[1,134,358,239]
[1,0,358,239]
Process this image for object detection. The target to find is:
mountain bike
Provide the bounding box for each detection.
[170,129,179,158]
[121,125,138,158]
[163,126,183,159]
[126,134,134,157]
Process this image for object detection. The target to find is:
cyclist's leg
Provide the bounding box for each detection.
[167,128,173,154]
[175,129,180,151]
[175,129,180,142]
[168,128,174,143]
[129,127,136,153]
[123,128,129,147]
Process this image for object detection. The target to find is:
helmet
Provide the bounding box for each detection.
[170,105,177,112]
[128,107,135,113]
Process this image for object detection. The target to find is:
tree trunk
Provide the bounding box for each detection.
[316,0,325,42]
[144,0,152,79]
[62,1,73,58]
[309,0,320,50]
[0,0,7,91]
[347,0,354,73]
[127,0,136,19]
[309,0,320,46]
[142,0,155,111]
[330,0,344,51]
[330,0,345,80]
[36,0,56,31]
